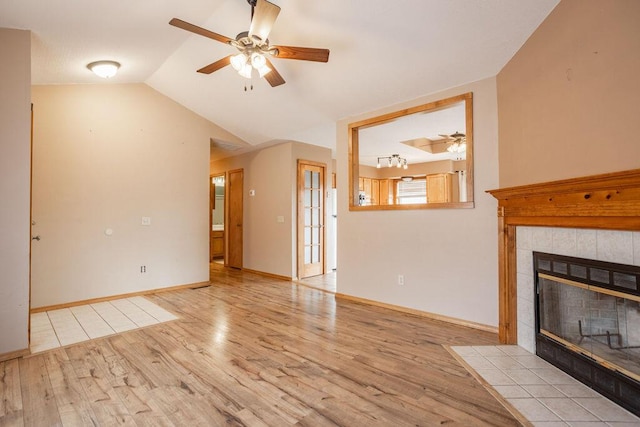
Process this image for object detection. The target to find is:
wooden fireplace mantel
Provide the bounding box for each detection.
[487,169,640,343]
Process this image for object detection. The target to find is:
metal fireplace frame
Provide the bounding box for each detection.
[533,251,640,416]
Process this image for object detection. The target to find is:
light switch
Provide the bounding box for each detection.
[141,216,151,226]
[277,216,285,223]
[249,189,256,196]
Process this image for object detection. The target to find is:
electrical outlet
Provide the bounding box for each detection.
[140,265,147,273]
[398,275,404,285]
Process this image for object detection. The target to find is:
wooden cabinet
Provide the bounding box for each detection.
[370,179,379,205]
[426,173,453,203]
[379,179,389,205]
[361,177,381,205]
[211,230,224,259]
[363,177,371,197]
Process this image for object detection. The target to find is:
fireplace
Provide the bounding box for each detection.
[534,251,640,416]
[488,169,640,415]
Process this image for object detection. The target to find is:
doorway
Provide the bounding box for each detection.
[297,160,325,279]
[210,174,225,264]
[227,168,243,269]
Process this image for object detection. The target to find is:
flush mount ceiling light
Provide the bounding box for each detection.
[377,154,408,170]
[87,60,120,78]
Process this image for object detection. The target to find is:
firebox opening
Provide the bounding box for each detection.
[534,251,640,417]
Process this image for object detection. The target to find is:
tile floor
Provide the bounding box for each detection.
[451,345,640,426]
[30,296,178,353]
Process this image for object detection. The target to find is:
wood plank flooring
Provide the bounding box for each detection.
[0,266,521,426]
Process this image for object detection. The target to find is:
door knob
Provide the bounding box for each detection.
[32,235,40,241]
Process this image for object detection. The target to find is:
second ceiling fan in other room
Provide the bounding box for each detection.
[170,0,330,87]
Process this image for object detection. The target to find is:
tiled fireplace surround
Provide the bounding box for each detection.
[515,226,640,353]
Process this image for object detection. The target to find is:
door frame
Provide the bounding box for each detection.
[28,103,34,346]
[209,173,226,263]
[297,159,326,279]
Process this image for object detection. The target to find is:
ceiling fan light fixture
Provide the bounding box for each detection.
[447,141,467,154]
[87,60,120,78]
[238,63,253,79]
[230,53,248,71]
[250,52,267,68]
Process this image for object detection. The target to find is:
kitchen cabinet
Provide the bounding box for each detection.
[426,173,453,203]
[370,179,380,205]
[379,179,389,205]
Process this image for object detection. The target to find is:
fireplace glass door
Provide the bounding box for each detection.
[538,274,640,381]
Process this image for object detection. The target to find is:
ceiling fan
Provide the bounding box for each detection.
[439,131,467,154]
[169,0,330,87]
[439,131,466,142]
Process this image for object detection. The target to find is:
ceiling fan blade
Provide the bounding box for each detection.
[249,0,281,42]
[197,56,232,74]
[273,46,330,62]
[169,18,233,45]
[263,58,285,87]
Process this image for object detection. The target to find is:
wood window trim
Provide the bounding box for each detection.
[487,169,640,344]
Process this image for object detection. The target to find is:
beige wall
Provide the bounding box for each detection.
[497,0,640,187]
[337,77,500,327]
[31,84,221,308]
[0,29,31,355]
[211,141,332,278]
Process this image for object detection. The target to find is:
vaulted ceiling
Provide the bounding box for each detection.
[1,0,559,153]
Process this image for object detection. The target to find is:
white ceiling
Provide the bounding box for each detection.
[0,0,559,154]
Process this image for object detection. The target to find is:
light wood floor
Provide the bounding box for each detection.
[0,266,521,426]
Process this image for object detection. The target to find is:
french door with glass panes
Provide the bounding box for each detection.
[297,160,325,278]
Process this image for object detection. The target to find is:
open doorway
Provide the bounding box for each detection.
[210,174,225,264]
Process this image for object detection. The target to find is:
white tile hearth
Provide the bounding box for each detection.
[30,296,178,353]
[451,345,640,426]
